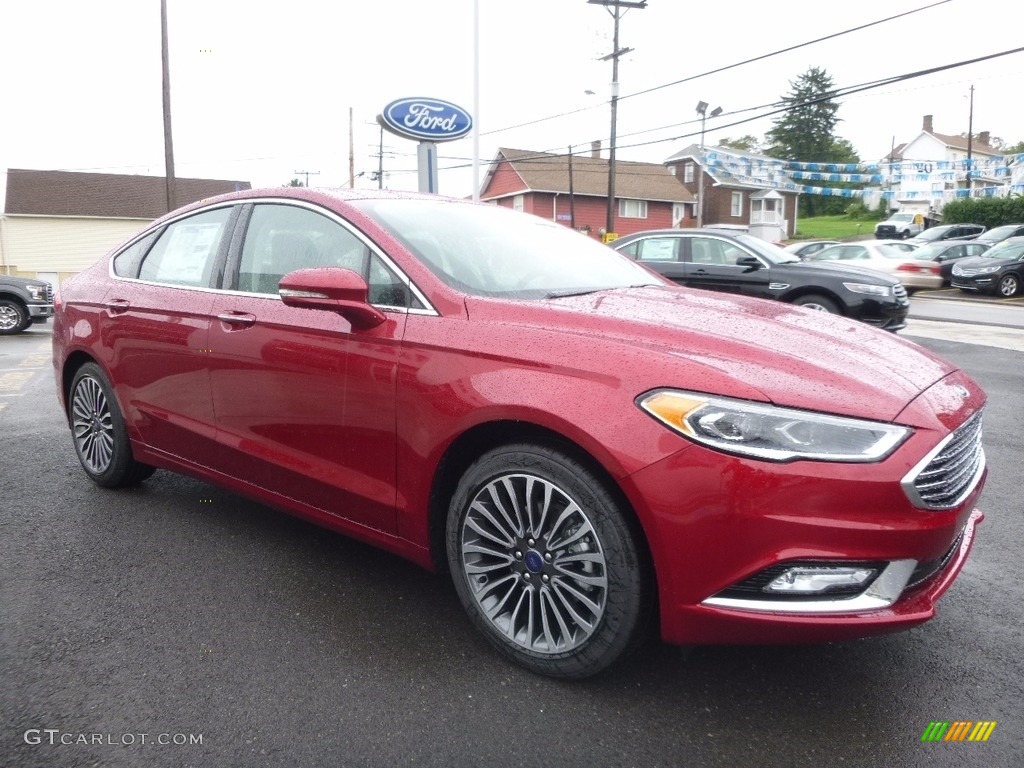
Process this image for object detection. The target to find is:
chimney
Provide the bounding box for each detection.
[923,115,933,133]
[978,131,990,146]
[591,140,602,158]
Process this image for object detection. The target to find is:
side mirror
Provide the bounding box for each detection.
[736,255,762,271]
[279,267,386,329]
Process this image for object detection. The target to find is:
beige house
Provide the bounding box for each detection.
[1,169,250,289]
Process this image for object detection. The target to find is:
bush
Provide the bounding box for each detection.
[942,196,1024,227]
[844,201,884,221]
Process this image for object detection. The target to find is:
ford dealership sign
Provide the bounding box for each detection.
[379,98,473,142]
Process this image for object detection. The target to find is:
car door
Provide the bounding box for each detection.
[681,235,771,297]
[207,201,411,533]
[615,235,685,283]
[102,205,238,465]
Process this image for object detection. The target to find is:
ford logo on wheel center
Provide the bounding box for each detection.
[379,97,473,142]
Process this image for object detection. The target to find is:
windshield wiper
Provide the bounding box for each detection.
[544,288,607,299]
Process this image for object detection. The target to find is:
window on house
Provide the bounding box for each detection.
[512,195,524,212]
[618,199,648,219]
[730,192,743,217]
[684,163,694,183]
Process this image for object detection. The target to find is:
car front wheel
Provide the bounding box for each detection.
[0,299,29,335]
[792,294,840,314]
[68,362,156,488]
[446,444,651,679]
[997,273,1021,297]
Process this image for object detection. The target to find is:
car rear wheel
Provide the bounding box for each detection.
[793,294,839,314]
[997,274,1021,297]
[446,444,651,679]
[69,363,156,488]
[0,299,29,335]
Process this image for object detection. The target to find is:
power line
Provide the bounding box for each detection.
[479,0,952,139]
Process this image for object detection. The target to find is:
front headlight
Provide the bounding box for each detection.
[26,284,47,301]
[637,390,912,463]
[842,282,890,297]
[976,266,1001,275]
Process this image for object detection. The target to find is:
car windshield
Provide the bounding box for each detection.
[910,243,949,259]
[888,213,914,222]
[977,225,1019,243]
[352,198,662,299]
[915,227,953,242]
[878,244,918,258]
[732,234,801,264]
[979,242,1024,260]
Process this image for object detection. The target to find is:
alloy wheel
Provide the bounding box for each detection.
[71,375,115,474]
[459,473,608,655]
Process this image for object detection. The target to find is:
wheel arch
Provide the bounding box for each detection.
[426,420,656,591]
[60,350,103,417]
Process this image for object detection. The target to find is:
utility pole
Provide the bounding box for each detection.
[966,85,974,193]
[348,107,355,188]
[589,0,646,242]
[568,146,576,230]
[160,0,176,213]
[377,125,384,189]
[293,170,319,187]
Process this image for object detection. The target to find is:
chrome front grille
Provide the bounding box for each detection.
[902,410,985,510]
[45,283,54,304]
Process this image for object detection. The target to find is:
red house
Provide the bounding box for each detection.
[479,146,695,240]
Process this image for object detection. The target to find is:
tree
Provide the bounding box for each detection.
[764,67,861,216]
[1001,139,1024,155]
[286,178,304,187]
[718,135,762,154]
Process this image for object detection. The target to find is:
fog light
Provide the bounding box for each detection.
[765,566,877,595]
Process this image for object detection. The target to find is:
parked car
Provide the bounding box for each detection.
[808,241,942,292]
[971,224,1024,247]
[951,237,1024,297]
[782,239,840,259]
[874,211,925,240]
[0,275,54,335]
[909,241,991,284]
[908,223,986,244]
[53,189,987,679]
[611,229,908,330]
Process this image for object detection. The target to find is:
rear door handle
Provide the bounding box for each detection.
[217,312,256,328]
[105,299,131,314]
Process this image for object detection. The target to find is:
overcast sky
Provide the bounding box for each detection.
[1,0,1021,207]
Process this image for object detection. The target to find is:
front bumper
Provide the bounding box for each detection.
[28,303,54,322]
[619,385,985,647]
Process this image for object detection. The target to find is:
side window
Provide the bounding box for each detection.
[238,204,370,295]
[837,246,867,260]
[633,237,678,262]
[689,238,750,266]
[966,245,986,257]
[112,230,160,278]
[138,208,232,287]
[367,255,414,308]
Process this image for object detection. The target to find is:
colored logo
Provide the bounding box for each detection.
[378,98,473,142]
[920,721,997,742]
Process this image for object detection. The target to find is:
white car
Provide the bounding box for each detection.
[808,240,942,291]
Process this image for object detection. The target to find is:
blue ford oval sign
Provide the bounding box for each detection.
[379,97,473,143]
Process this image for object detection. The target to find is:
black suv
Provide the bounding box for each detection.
[0,275,55,335]
[908,223,986,244]
[612,229,909,331]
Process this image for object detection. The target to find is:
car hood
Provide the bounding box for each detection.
[956,256,1017,268]
[797,260,897,280]
[466,286,954,422]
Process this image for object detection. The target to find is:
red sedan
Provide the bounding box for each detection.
[52,188,987,679]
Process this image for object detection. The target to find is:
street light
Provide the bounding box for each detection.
[695,101,722,228]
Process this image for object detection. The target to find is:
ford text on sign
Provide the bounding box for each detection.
[379,98,473,142]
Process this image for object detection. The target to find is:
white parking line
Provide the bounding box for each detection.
[903,319,1024,352]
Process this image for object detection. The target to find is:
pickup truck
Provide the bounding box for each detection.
[874,212,925,240]
[0,275,54,335]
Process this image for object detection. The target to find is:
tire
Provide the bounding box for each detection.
[997,273,1021,298]
[68,362,156,488]
[446,444,651,679]
[0,299,30,335]
[792,294,840,314]
[900,230,910,240]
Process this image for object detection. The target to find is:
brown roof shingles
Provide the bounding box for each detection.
[4,169,251,218]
